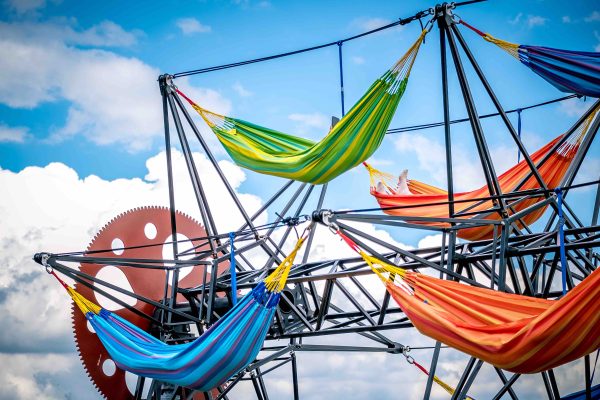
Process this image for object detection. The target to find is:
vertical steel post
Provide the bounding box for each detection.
[438,6,457,276]
[167,92,218,254]
[291,346,300,400]
[444,20,506,214]
[585,354,592,400]
[451,24,548,192]
[423,341,442,399]
[159,76,180,330]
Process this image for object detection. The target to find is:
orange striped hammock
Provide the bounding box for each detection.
[368,108,599,241]
[387,269,600,374]
[340,234,600,374]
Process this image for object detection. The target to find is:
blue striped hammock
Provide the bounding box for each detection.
[55,236,307,391]
[460,20,600,98]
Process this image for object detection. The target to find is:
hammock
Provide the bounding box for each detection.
[51,234,308,392]
[176,30,428,184]
[459,20,600,98]
[368,106,599,241]
[338,232,600,374]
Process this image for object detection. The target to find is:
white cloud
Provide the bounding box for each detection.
[5,0,46,14]
[417,234,444,249]
[355,17,393,31]
[509,13,547,28]
[0,20,140,48]
[527,15,548,28]
[562,16,571,23]
[352,17,403,36]
[0,149,416,398]
[0,123,30,143]
[509,13,523,25]
[0,20,228,152]
[584,11,600,22]
[176,18,211,35]
[367,157,394,167]
[288,112,330,132]
[393,131,530,192]
[558,97,592,117]
[351,56,365,65]
[0,149,263,354]
[594,31,600,52]
[0,354,97,399]
[70,20,140,47]
[232,82,253,97]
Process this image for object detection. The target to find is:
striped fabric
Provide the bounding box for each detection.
[62,234,309,391]
[177,30,427,184]
[386,269,600,374]
[460,20,600,97]
[369,107,599,241]
[87,283,277,391]
[344,234,600,375]
[519,46,600,97]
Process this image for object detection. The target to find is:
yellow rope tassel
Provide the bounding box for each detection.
[359,251,406,283]
[67,286,102,315]
[483,34,520,60]
[264,231,310,293]
[363,162,397,192]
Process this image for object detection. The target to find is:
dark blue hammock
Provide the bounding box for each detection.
[460,20,600,98]
[520,46,600,97]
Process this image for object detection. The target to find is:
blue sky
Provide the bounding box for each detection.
[1,0,599,399]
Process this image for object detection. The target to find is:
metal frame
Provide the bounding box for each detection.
[35,2,600,399]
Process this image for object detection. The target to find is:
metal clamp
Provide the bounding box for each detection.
[402,345,415,364]
[322,210,340,234]
[34,252,52,272]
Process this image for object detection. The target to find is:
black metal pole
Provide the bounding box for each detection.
[593,177,600,226]
[159,75,180,328]
[451,357,476,400]
[585,354,592,400]
[515,100,600,194]
[423,341,441,399]
[438,5,458,277]
[444,19,505,214]
[171,91,258,237]
[542,109,600,234]
[451,23,548,192]
[167,91,219,254]
[291,347,300,400]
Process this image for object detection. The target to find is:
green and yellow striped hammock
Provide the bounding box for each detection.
[176,30,427,184]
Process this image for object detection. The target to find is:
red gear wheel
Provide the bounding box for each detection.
[72,206,227,399]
